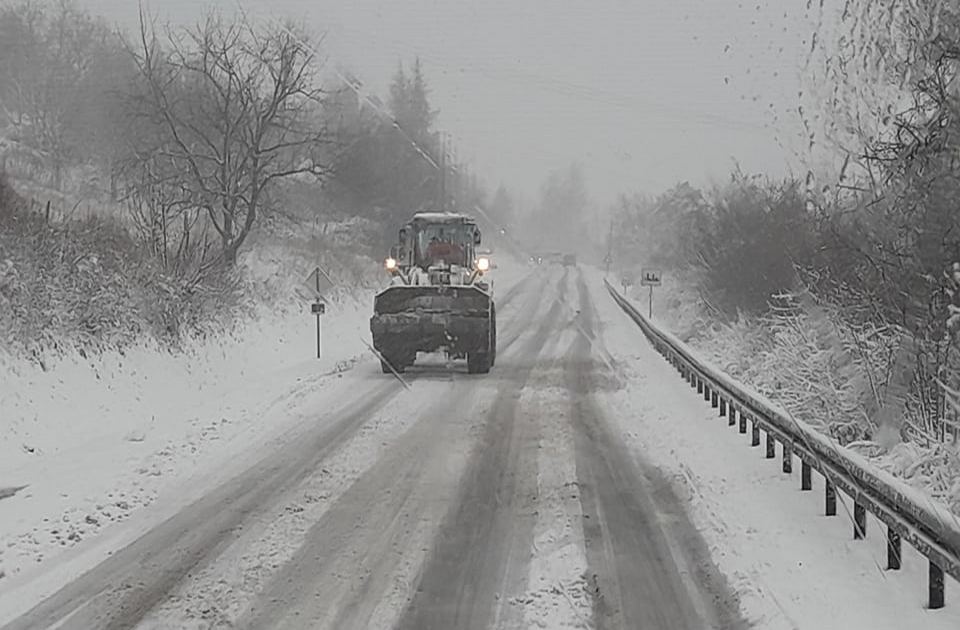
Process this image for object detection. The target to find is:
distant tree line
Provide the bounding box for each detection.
[0,0,511,280]
[0,0,523,356]
[609,1,960,447]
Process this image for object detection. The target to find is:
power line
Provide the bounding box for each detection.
[327,23,774,134]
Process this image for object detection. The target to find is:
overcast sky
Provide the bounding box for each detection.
[85,0,823,208]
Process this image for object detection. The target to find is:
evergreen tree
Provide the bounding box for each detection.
[388,61,409,126]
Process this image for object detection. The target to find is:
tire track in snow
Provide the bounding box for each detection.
[0,378,405,630]
[566,269,748,630]
[512,296,594,630]
[392,269,570,630]
[228,266,555,630]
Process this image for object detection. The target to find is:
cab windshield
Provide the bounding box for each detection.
[414,223,473,266]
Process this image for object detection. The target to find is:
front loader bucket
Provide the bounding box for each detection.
[370,285,493,361]
[373,285,492,318]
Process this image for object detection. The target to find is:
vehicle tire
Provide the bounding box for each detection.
[381,356,405,374]
[489,309,497,367]
[467,351,491,374]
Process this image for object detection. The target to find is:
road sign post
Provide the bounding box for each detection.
[640,268,662,319]
[311,299,326,357]
[304,266,335,359]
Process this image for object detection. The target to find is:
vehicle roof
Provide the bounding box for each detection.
[410,212,476,225]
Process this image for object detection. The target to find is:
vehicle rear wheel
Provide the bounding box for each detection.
[467,351,491,374]
[489,311,497,367]
[380,355,405,374]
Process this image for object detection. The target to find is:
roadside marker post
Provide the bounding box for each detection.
[620,270,634,295]
[640,268,662,319]
[311,300,326,357]
[304,266,335,359]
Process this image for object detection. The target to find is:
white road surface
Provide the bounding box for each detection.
[1,265,957,629]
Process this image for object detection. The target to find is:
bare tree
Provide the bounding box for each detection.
[128,9,331,266]
[0,0,122,190]
[804,0,960,445]
[125,151,215,281]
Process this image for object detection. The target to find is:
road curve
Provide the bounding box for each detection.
[1,267,748,630]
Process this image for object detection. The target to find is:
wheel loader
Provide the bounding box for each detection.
[370,212,496,374]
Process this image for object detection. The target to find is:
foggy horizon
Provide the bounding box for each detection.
[85,0,818,209]
[4,1,960,627]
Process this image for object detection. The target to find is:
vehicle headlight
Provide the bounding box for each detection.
[385,257,398,271]
[476,257,490,272]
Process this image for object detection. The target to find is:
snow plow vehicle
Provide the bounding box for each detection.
[370,212,496,374]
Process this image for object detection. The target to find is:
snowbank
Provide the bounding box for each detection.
[0,292,370,580]
[628,270,960,516]
[0,257,529,585]
[590,267,960,629]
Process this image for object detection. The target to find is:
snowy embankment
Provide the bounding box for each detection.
[0,258,526,586]
[632,270,960,517]
[591,268,960,629]
[0,293,369,581]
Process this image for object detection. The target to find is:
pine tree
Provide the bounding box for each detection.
[388,61,409,125]
[407,58,435,141]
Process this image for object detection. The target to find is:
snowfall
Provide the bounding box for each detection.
[0,260,957,629]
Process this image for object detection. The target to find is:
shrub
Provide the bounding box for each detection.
[0,172,243,363]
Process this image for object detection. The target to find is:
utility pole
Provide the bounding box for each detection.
[439,132,446,212]
[604,218,614,274]
[452,140,459,210]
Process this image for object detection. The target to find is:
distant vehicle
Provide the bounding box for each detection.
[548,252,564,265]
[370,212,496,374]
[562,253,577,267]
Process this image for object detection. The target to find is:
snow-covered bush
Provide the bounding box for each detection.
[0,172,244,363]
[651,268,960,515]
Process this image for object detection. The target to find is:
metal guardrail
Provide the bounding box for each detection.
[605,279,960,609]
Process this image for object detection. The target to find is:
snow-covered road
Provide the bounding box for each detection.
[1,265,958,629]
[0,267,743,629]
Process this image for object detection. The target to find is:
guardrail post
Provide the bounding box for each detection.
[728,405,736,427]
[704,384,711,402]
[751,421,760,446]
[887,527,901,570]
[854,502,866,539]
[711,390,719,408]
[782,444,793,474]
[801,461,812,490]
[766,433,775,459]
[719,397,727,417]
[930,561,945,609]
[697,378,704,394]
[825,480,837,516]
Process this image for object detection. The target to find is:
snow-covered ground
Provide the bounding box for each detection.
[589,268,960,629]
[0,296,369,582]
[10,261,949,629]
[0,259,528,593]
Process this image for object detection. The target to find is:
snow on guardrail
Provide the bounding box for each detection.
[605,278,960,610]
